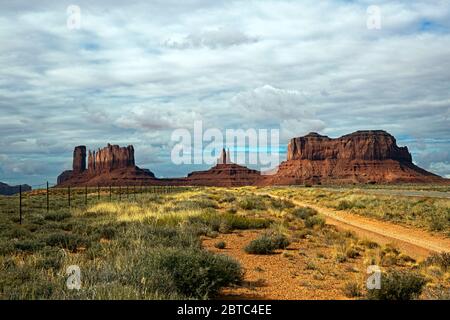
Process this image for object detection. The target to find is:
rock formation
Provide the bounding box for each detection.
[184,148,262,186]
[263,130,444,185]
[73,146,86,174]
[88,144,135,173]
[0,182,32,195]
[57,144,156,187]
[287,131,411,162]
[56,131,447,187]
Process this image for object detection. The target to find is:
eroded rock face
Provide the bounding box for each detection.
[57,144,155,187]
[287,131,412,162]
[88,144,135,173]
[73,146,86,173]
[57,170,73,185]
[263,130,443,185]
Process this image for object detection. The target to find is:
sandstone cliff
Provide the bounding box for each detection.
[263,130,443,185]
[88,144,135,173]
[57,144,155,187]
[287,131,411,162]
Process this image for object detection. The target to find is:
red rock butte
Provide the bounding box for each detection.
[56,131,448,187]
[262,130,445,185]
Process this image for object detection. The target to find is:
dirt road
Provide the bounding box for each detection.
[265,194,450,260]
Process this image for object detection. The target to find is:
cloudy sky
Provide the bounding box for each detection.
[1,0,449,186]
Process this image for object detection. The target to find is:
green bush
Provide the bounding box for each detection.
[270,198,295,210]
[141,248,243,299]
[337,200,354,210]
[214,241,226,249]
[367,270,427,300]
[291,207,317,219]
[244,233,290,254]
[422,252,450,272]
[270,233,290,249]
[244,236,275,254]
[305,215,326,228]
[44,211,71,222]
[44,232,85,251]
[14,239,45,252]
[238,196,266,210]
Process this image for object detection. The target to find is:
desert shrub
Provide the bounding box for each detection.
[35,247,65,269]
[381,252,397,266]
[429,214,447,231]
[343,281,363,298]
[140,248,243,299]
[135,224,200,248]
[422,252,450,272]
[293,229,313,240]
[214,241,226,249]
[7,226,31,239]
[244,233,290,254]
[335,253,347,263]
[14,239,45,252]
[226,207,237,214]
[245,236,275,254]
[238,196,266,210]
[367,270,427,300]
[359,239,379,249]
[220,193,236,203]
[173,199,218,211]
[0,242,14,255]
[269,233,290,249]
[192,212,270,231]
[218,222,231,234]
[305,215,325,228]
[270,198,295,210]
[291,207,317,220]
[95,225,118,240]
[43,232,85,251]
[44,211,71,222]
[337,200,354,210]
[345,247,360,259]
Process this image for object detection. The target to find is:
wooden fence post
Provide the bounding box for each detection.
[68,186,71,208]
[46,181,49,213]
[19,185,22,224]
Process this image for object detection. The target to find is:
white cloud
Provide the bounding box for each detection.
[0,0,450,183]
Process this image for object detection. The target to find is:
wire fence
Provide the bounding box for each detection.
[0,182,190,225]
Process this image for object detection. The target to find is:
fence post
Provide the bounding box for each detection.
[19,185,22,225]
[119,186,121,201]
[98,185,100,200]
[109,186,112,201]
[133,185,136,200]
[46,181,49,213]
[68,186,71,209]
[85,185,87,206]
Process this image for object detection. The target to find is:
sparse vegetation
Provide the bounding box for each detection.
[0,185,448,300]
[244,233,290,255]
[366,270,427,300]
[343,281,362,298]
